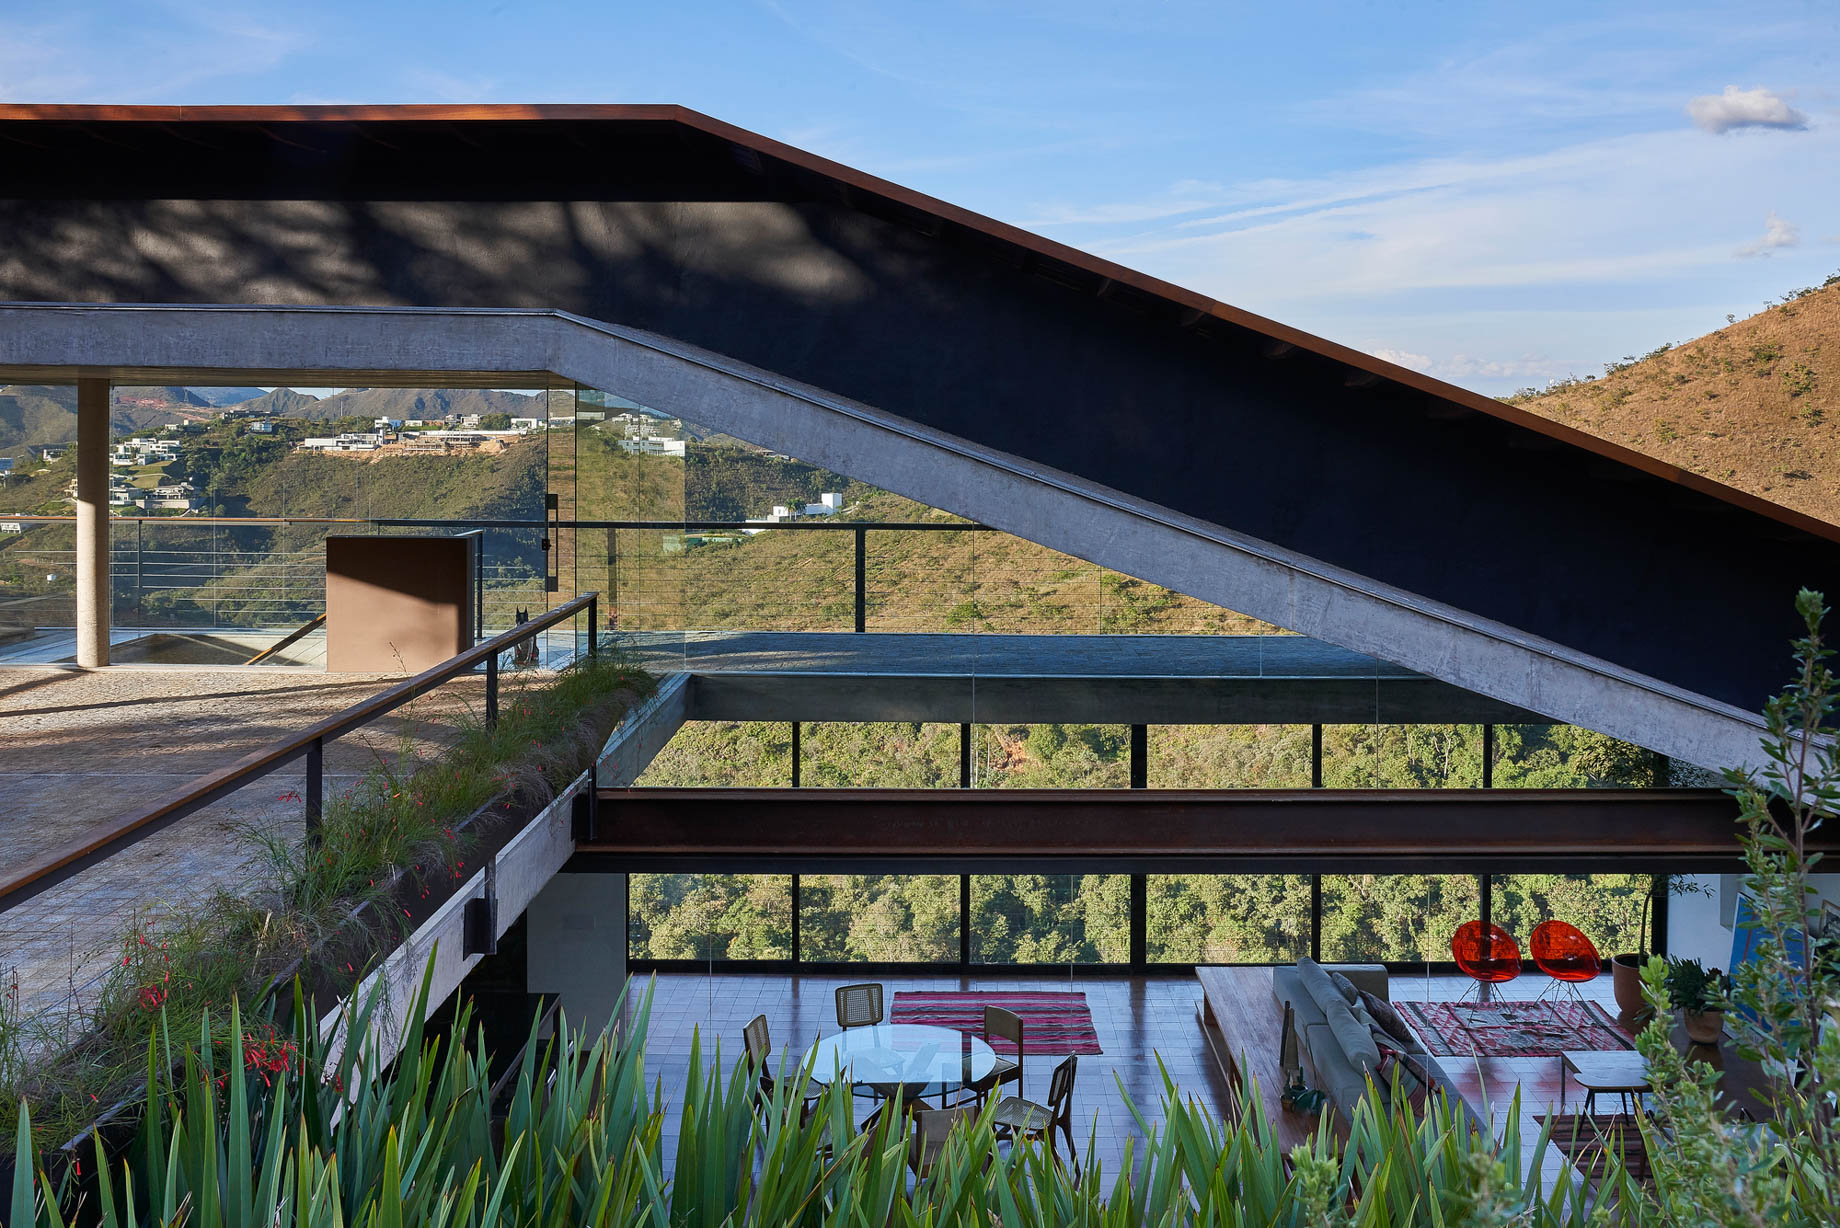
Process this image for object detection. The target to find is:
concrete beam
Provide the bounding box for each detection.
[74,377,109,667]
[0,303,1774,771]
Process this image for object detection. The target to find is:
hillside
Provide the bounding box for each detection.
[0,385,214,456]
[1507,274,1840,525]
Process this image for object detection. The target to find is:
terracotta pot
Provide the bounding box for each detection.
[1611,953,1648,1017]
[1683,1009,1725,1045]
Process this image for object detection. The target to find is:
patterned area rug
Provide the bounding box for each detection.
[890,991,1102,1055]
[1538,1112,1652,1184]
[1395,999,1634,1058]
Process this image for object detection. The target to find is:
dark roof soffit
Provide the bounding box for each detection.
[1,101,1831,545]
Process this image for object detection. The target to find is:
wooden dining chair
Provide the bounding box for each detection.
[742,1014,820,1122]
[968,1006,1023,1105]
[835,982,885,1030]
[993,1054,1078,1170]
[908,1102,978,1179]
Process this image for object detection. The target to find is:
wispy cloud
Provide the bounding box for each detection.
[1687,85,1808,133]
[1737,211,1800,257]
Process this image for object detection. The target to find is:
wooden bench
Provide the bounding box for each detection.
[1195,966,1327,1151]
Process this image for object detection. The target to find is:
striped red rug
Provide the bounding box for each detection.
[1395,999,1634,1058]
[890,991,1102,1055]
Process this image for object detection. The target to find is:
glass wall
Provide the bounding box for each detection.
[970,874,1130,963]
[628,873,792,961]
[1146,874,1311,962]
[1148,725,1312,787]
[799,875,960,963]
[801,722,960,787]
[1318,875,1481,963]
[635,721,792,786]
[973,723,1129,788]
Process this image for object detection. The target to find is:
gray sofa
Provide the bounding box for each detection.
[1272,958,1481,1130]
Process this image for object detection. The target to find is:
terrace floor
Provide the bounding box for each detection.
[627,969,1627,1177]
[0,662,549,1028]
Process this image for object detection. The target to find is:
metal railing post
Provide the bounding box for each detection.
[854,526,867,633]
[588,592,598,657]
[486,649,499,729]
[305,736,323,843]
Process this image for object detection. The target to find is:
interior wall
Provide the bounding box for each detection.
[1666,872,1840,971]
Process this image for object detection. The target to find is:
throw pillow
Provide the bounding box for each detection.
[1376,1044,1428,1113]
[1327,969,1361,1005]
[1359,989,1416,1050]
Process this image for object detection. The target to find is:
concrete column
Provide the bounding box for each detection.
[526,870,628,1038]
[74,377,110,667]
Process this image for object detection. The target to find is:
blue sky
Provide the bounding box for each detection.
[4,0,1837,393]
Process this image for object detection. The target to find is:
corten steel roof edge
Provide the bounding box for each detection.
[0,101,1832,545]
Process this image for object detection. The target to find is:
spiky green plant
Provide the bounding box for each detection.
[8,964,1661,1228]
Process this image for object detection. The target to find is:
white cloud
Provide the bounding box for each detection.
[1366,346,1571,385]
[1737,211,1800,258]
[1366,346,1431,372]
[1687,86,1808,134]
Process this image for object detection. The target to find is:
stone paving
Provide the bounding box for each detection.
[0,664,540,1029]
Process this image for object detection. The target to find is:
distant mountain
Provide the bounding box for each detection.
[0,385,215,455]
[1508,274,1840,525]
[237,388,322,417]
[303,388,548,421]
[184,386,267,407]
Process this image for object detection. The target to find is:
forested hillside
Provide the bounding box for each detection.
[1508,272,1840,525]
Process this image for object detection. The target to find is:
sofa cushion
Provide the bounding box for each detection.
[1296,958,1349,1020]
[1323,1000,1382,1076]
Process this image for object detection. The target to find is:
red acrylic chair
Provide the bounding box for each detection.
[1529,920,1601,1006]
[1450,921,1521,1001]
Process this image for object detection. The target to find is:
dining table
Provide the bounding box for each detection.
[801,1022,998,1100]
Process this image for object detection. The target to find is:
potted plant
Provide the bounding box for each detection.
[1611,874,1709,1017]
[1664,956,1730,1043]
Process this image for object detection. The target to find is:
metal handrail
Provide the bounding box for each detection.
[0,592,598,915]
[0,514,992,531]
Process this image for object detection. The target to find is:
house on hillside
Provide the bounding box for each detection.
[616,437,687,457]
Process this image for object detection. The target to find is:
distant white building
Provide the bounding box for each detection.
[0,522,22,534]
[743,492,847,532]
[248,419,274,434]
[616,437,687,457]
[297,432,386,452]
[510,417,544,431]
[374,417,404,430]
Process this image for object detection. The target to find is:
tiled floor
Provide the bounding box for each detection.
[628,969,1631,1179]
[628,971,1229,1174]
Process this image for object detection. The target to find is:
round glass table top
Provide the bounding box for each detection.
[802,1023,997,1090]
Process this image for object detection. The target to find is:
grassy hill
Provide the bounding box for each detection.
[1506,272,1840,525]
[0,385,213,458]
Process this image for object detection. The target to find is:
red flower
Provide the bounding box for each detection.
[139,985,166,1011]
